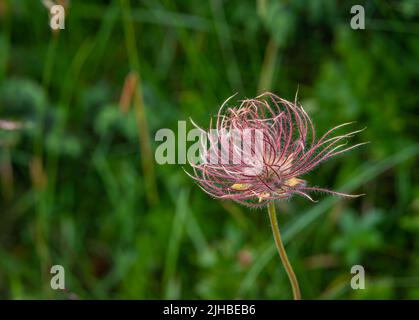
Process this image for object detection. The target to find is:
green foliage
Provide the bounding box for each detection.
[332,209,384,265]
[0,0,418,299]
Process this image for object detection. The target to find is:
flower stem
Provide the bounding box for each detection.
[267,202,301,300]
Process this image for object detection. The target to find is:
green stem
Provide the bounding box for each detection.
[267,202,301,300]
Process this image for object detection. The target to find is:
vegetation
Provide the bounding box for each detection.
[0,0,418,299]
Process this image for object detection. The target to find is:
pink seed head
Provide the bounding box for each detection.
[187,92,366,207]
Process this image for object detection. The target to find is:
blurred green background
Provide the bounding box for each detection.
[0,0,418,299]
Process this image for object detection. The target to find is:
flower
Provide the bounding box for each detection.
[187,92,366,207]
[0,120,23,131]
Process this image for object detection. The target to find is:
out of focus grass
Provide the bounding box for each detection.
[0,0,418,299]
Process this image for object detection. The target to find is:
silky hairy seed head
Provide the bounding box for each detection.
[186,92,366,207]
